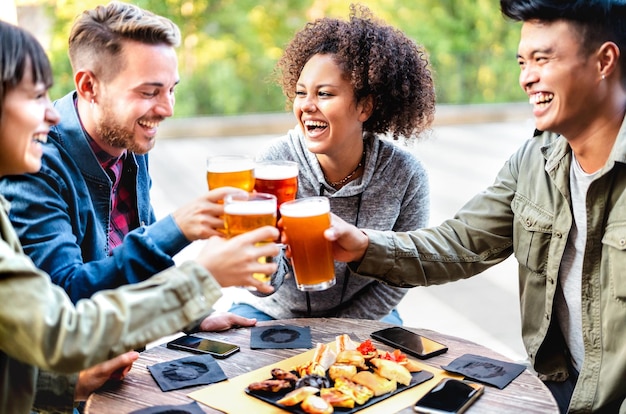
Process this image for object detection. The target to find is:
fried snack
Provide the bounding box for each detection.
[328,364,357,381]
[276,386,319,406]
[335,350,367,370]
[247,379,293,394]
[333,377,374,405]
[300,395,334,414]
[271,367,298,383]
[401,358,423,373]
[370,358,412,386]
[294,361,326,378]
[351,371,397,396]
[320,388,355,409]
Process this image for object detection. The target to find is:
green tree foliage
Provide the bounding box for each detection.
[44,0,526,117]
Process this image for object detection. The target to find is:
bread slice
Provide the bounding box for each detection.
[351,370,397,396]
[370,358,412,386]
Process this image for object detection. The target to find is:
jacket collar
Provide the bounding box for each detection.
[540,111,626,175]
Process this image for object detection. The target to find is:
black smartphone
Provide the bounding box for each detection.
[414,378,484,414]
[166,335,240,358]
[371,327,448,359]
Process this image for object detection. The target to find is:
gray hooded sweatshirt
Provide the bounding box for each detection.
[236,128,429,320]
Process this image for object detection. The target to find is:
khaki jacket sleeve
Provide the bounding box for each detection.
[355,157,518,287]
[0,238,222,374]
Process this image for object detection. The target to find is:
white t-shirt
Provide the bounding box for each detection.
[555,154,599,371]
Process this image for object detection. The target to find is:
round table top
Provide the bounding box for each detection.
[85,318,558,414]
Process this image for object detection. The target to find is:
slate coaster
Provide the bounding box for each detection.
[148,354,227,392]
[250,325,312,349]
[129,401,205,414]
[441,353,526,389]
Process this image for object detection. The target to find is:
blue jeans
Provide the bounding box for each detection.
[543,363,579,414]
[228,303,403,325]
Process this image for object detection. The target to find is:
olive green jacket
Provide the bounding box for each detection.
[0,195,221,414]
[355,118,626,413]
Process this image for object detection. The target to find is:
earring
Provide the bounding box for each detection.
[90,99,95,109]
[602,74,606,80]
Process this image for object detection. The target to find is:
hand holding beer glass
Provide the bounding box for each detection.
[279,197,336,291]
[224,192,277,288]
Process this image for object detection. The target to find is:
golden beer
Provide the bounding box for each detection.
[206,155,255,191]
[254,161,298,207]
[224,193,277,284]
[279,197,336,291]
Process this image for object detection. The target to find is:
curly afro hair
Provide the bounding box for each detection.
[274,4,435,141]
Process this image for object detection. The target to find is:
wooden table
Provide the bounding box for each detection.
[85,318,558,413]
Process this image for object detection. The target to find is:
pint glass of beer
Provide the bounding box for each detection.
[254,160,298,208]
[206,155,255,192]
[279,197,336,291]
[224,192,277,284]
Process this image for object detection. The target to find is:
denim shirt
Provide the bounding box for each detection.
[0,91,190,303]
[355,116,626,413]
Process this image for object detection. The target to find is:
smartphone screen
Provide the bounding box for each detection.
[414,378,484,414]
[371,327,448,359]
[166,335,240,358]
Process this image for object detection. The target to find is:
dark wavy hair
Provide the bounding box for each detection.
[0,20,53,119]
[274,4,435,141]
[501,0,626,85]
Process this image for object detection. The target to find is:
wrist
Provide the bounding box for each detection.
[357,230,369,261]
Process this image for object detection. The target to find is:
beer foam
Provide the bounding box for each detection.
[255,164,298,180]
[280,198,329,217]
[208,162,254,173]
[225,201,276,215]
[207,156,254,173]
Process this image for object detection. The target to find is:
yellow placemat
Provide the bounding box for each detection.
[188,347,461,413]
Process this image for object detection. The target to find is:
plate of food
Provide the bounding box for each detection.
[244,335,434,414]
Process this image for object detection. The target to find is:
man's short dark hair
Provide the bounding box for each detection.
[501,0,626,84]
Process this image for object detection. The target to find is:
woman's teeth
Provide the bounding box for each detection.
[304,120,328,131]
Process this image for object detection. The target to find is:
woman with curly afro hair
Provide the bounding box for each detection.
[230,4,435,323]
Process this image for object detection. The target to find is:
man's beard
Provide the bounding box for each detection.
[95,104,156,154]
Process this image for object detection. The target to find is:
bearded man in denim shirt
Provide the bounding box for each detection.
[0,2,256,333]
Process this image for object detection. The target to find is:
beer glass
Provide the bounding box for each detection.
[279,197,336,291]
[206,155,255,192]
[224,192,277,284]
[254,160,298,208]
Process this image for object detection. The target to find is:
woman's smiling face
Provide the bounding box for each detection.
[0,60,59,177]
[293,53,372,157]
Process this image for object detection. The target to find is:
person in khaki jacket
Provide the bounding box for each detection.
[317,1,626,412]
[0,20,279,414]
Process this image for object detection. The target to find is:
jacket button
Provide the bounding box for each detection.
[526,219,532,226]
[620,239,626,246]
[555,232,562,238]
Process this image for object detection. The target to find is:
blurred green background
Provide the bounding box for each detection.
[16,0,526,117]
